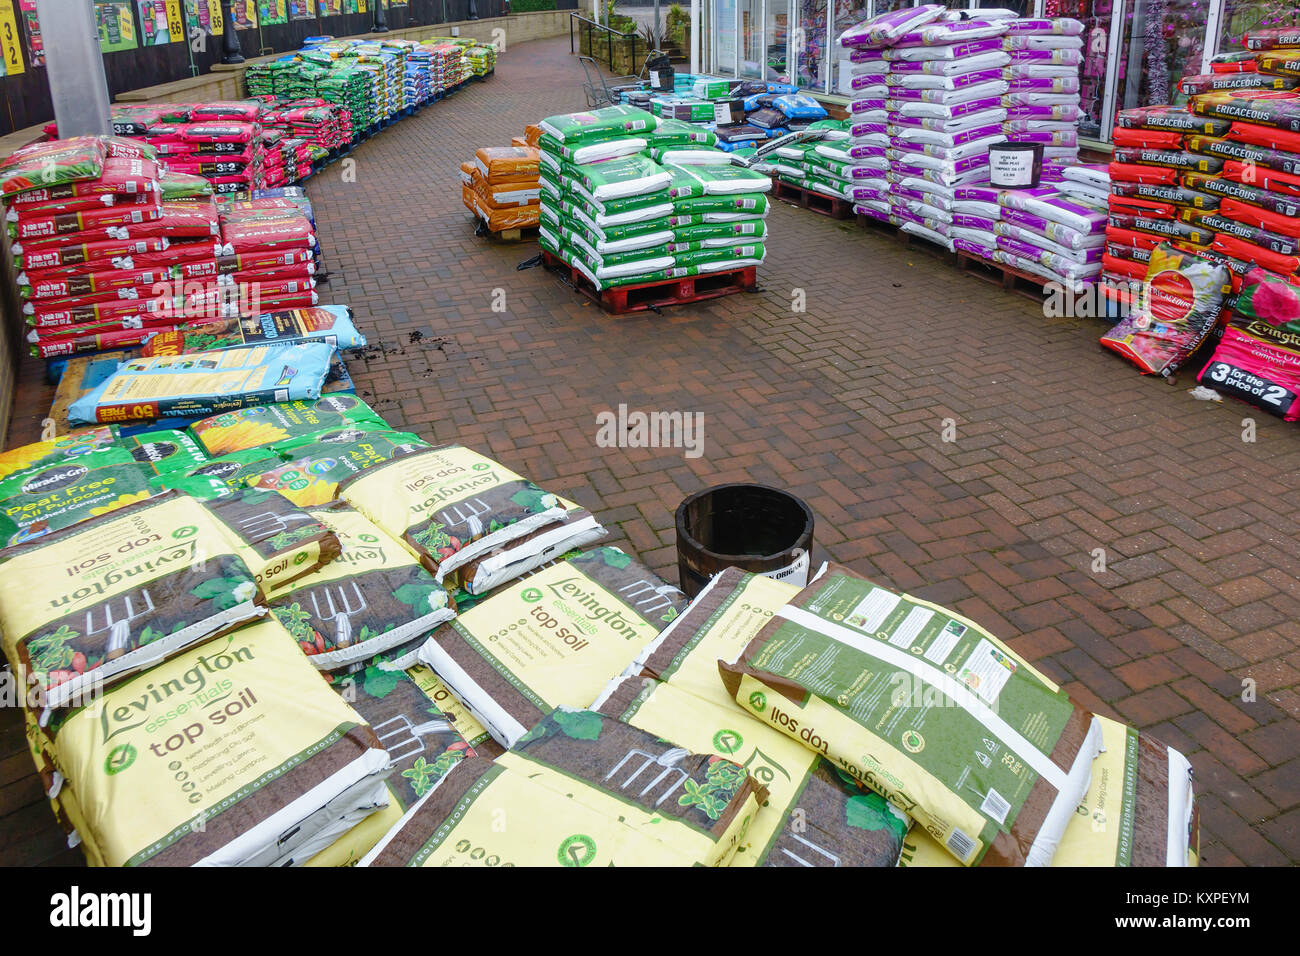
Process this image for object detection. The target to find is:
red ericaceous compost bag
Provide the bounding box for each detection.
[1211,232,1300,274]
[1225,120,1300,153]
[1109,196,1177,219]
[6,203,164,241]
[1110,127,1186,149]
[1108,162,1179,185]
[1218,197,1300,238]
[1190,90,1300,132]
[1102,253,1150,281]
[1100,243,1231,375]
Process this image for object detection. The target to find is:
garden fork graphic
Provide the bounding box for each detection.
[86,590,156,661]
[307,581,368,650]
[605,747,690,806]
[778,832,842,867]
[617,579,686,616]
[234,508,316,540]
[440,498,493,538]
[372,714,456,762]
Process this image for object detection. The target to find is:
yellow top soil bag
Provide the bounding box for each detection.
[266,504,455,671]
[718,561,1103,867]
[417,546,687,748]
[595,676,910,867]
[200,487,342,595]
[0,492,265,716]
[628,566,799,707]
[45,617,392,867]
[899,717,1199,867]
[337,445,606,595]
[404,663,502,758]
[362,708,767,867]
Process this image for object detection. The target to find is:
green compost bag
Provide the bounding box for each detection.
[0,448,154,546]
[116,429,209,477]
[246,431,430,509]
[189,396,389,457]
[572,154,672,201]
[152,448,284,500]
[565,233,676,281]
[673,193,770,215]
[0,427,119,482]
[717,561,1104,867]
[672,219,768,242]
[671,243,766,269]
[565,202,674,243]
[564,216,675,256]
[67,343,336,426]
[157,170,214,200]
[537,105,657,144]
[646,117,718,148]
[666,162,775,196]
[566,181,672,218]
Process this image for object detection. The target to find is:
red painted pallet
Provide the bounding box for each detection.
[541,251,758,315]
[771,177,854,220]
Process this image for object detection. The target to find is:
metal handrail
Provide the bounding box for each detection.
[569,11,641,70]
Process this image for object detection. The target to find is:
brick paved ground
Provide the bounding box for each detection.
[3,34,1298,865]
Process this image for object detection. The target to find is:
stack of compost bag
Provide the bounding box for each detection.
[460,146,541,233]
[537,106,770,291]
[993,185,1108,290]
[1000,18,1085,171]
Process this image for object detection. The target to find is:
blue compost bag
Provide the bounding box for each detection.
[68,342,336,425]
[773,93,828,120]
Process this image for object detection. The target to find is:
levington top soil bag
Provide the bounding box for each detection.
[594,675,911,867]
[363,710,767,867]
[266,503,454,671]
[45,617,392,867]
[418,547,687,748]
[338,445,607,595]
[717,562,1103,866]
[0,492,264,715]
[67,343,336,425]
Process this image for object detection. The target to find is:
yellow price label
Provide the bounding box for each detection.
[207,0,223,34]
[0,2,25,76]
[165,0,184,40]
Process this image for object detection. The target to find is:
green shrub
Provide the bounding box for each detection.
[510,0,556,11]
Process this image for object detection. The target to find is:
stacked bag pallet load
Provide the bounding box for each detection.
[840,6,1013,247]
[460,145,541,233]
[992,184,1107,291]
[1097,27,1300,418]
[214,191,322,313]
[1000,18,1085,177]
[756,119,856,202]
[535,106,771,293]
[1,136,249,359]
[425,38,470,90]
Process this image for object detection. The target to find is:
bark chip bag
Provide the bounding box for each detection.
[362,709,766,867]
[44,617,392,866]
[338,445,607,595]
[67,342,336,425]
[717,561,1102,866]
[417,546,687,748]
[0,491,265,717]
[266,503,454,671]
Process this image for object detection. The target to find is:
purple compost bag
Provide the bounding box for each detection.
[838,4,945,48]
[1005,17,1084,35]
[892,19,1009,48]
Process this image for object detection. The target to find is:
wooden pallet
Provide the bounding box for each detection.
[771,178,854,220]
[475,221,540,243]
[956,250,1079,305]
[47,350,134,434]
[541,251,757,315]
